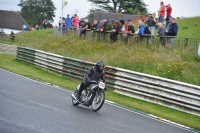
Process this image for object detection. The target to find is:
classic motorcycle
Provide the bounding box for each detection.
[71,80,106,112]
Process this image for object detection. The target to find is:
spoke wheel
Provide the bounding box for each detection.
[91,91,105,112]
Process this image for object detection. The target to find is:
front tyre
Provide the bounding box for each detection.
[91,91,105,112]
[72,90,79,106]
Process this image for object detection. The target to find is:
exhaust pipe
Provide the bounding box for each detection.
[71,94,81,103]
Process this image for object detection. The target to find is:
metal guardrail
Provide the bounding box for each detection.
[0,43,17,54]
[16,46,200,116]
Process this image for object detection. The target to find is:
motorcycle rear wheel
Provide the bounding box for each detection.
[72,90,79,106]
[91,91,105,112]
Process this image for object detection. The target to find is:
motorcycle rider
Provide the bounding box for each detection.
[76,61,106,99]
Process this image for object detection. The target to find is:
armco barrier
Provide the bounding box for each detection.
[16,47,200,116]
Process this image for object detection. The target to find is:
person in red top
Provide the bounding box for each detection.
[158,1,165,23]
[72,14,79,29]
[166,4,172,22]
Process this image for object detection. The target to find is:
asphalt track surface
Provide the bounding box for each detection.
[0,69,197,133]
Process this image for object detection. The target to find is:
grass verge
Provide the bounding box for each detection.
[0,54,200,131]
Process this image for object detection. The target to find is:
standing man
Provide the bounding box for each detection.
[165,17,178,50]
[146,12,157,39]
[158,1,165,23]
[65,14,72,29]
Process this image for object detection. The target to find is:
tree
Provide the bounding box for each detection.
[18,0,56,27]
[88,0,147,15]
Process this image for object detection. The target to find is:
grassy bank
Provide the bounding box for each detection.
[0,18,200,86]
[0,54,200,131]
[3,30,200,86]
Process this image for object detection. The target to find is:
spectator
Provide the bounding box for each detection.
[10,31,15,42]
[121,20,129,42]
[110,20,121,42]
[92,19,101,31]
[85,19,92,30]
[79,19,89,39]
[72,14,79,29]
[165,17,178,50]
[65,14,72,28]
[156,22,166,47]
[42,20,47,29]
[46,20,50,28]
[158,1,165,23]
[90,19,101,38]
[35,25,39,30]
[127,19,135,34]
[102,19,112,33]
[29,27,33,31]
[166,4,172,22]
[99,20,104,32]
[97,19,111,41]
[135,20,146,41]
[137,20,145,35]
[146,12,157,39]
[119,19,125,29]
[62,17,67,34]
[23,25,28,31]
[59,17,62,27]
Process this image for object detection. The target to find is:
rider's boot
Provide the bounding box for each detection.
[75,93,80,100]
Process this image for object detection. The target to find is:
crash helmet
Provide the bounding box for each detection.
[96,61,105,72]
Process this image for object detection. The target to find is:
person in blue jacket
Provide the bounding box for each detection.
[165,17,178,50]
[135,20,146,41]
[65,14,72,29]
[137,20,145,35]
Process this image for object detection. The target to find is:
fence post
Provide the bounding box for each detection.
[185,38,188,47]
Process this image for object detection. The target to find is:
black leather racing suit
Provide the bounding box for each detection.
[77,66,106,96]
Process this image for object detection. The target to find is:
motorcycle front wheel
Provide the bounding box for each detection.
[91,91,105,112]
[72,90,79,106]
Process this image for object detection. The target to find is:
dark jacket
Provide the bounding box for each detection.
[166,23,178,36]
[128,25,135,33]
[103,21,112,32]
[147,17,156,27]
[83,66,106,83]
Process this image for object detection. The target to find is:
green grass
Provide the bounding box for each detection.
[0,54,77,89]
[0,54,200,131]
[176,17,200,38]
[4,29,200,85]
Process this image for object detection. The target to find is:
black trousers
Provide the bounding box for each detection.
[78,81,90,95]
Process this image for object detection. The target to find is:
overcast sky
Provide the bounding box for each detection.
[0,0,200,27]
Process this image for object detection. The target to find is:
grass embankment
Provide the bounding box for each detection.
[1,17,200,86]
[0,54,200,131]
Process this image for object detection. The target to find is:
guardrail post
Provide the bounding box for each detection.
[185,38,188,47]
